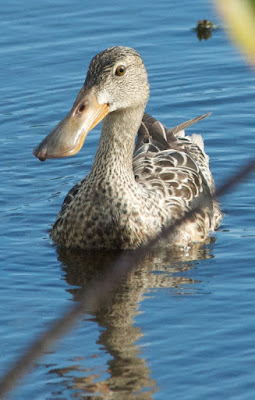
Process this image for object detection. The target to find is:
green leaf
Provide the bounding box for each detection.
[248,0,255,13]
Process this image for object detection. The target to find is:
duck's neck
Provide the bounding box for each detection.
[89,106,144,181]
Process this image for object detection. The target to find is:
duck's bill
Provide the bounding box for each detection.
[33,88,109,161]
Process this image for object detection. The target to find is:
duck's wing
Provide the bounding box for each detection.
[134,112,220,229]
[135,112,215,192]
[169,114,215,192]
[137,112,210,143]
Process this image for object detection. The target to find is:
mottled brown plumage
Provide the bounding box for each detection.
[33,46,222,249]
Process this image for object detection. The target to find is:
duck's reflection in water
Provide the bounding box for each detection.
[49,240,215,399]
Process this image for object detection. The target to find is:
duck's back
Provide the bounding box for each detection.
[133,113,222,240]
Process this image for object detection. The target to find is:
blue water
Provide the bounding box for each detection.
[1,0,255,399]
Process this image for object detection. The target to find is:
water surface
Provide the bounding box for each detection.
[1,0,255,399]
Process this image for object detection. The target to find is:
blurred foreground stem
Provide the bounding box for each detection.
[216,0,255,64]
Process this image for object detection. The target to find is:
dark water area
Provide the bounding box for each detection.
[1,0,255,399]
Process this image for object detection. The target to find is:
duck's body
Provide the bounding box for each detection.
[34,46,222,249]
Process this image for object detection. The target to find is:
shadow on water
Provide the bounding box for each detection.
[47,240,216,399]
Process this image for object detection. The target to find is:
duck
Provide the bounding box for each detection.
[33,46,222,249]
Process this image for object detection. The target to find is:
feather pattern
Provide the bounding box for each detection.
[134,112,222,236]
[34,46,222,249]
[54,111,221,249]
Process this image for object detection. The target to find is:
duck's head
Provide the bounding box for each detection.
[33,46,149,161]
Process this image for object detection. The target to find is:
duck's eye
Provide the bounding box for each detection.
[115,65,126,76]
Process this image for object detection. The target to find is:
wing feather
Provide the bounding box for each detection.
[134,112,219,230]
